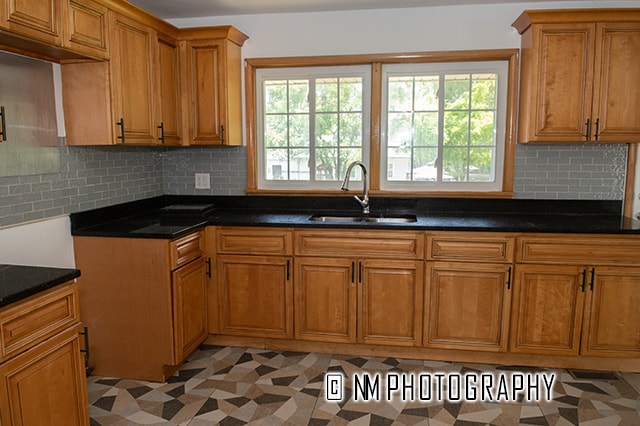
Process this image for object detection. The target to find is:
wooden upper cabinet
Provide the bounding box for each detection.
[156,33,182,145]
[0,0,62,45]
[180,26,248,146]
[110,12,156,145]
[513,9,640,143]
[64,0,109,60]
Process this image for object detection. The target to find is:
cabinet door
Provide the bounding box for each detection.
[217,255,293,338]
[581,266,640,357]
[592,22,640,142]
[64,0,108,59]
[0,0,61,45]
[295,257,356,343]
[156,33,182,145]
[172,257,207,364]
[359,259,423,346]
[183,39,225,145]
[520,23,595,143]
[0,325,89,426]
[510,264,586,355]
[110,13,156,145]
[424,262,511,351]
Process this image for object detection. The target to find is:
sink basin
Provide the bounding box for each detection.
[308,214,417,224]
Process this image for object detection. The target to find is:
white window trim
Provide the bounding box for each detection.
[380,61,508,192]
[256,65,372,191]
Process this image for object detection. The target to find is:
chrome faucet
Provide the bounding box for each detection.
[341,161,370,214]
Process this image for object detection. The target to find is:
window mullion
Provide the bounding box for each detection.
[437,74,445,183]
[309,78,316,183]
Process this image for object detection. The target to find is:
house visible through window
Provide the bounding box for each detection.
[247,51,517,195]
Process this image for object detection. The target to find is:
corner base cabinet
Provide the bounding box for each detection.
[0,282,88,425]
[73,231,208,382]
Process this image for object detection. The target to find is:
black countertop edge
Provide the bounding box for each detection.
[69,195,640,239]
[0,265,81,308]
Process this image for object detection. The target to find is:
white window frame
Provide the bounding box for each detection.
[381,61,509,192]
[256,65,371,191]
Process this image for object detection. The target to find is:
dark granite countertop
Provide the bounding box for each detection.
[0,264,81,308]
[69,195,640,239]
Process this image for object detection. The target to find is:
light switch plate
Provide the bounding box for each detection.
[195,173,211,189]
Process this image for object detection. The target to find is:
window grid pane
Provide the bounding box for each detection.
[386,71,498,185]
[262,74,365,184]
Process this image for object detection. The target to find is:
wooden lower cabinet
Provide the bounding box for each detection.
[173,257,208,363]
[359,259,423,346]
[510,264,586,355]
[295,257,355,343]
[74,231,207,382]
[217,255,293,338]
[510,264,640,357]
[582,266,640,357]
[424,262,512,351]
[0,324,88,425]
[294,257,423,346]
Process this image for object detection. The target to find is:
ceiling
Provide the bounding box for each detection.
[127,0,583,20]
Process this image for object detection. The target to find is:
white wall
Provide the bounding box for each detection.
[169,1,640,58]
[0,216,76,268]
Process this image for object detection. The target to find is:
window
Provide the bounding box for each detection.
[256,66,371,190]
[246,50,518,195]
[382,61,508,192]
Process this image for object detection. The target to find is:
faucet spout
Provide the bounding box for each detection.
[341,161,370,214]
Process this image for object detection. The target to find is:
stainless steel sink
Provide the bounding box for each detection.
[308,214,417,224]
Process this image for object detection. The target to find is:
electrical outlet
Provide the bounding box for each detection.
[195,173,210,189]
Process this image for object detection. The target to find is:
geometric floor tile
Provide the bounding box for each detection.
[88,345,640,425]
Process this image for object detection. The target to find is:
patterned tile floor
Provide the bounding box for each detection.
[88,345,640,425]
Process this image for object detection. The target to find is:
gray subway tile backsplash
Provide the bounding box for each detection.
[0,139,629,227]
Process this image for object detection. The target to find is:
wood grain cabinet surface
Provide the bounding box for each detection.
[214,227,294,338]
[511,234,640,358]
[424,233,514,352]
[73,231,207,382]
[0,282,88,426]
[514,9,640,143]
[293,230,425,347]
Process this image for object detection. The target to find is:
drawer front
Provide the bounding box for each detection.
[428,233,514,263]
[217,227,293,256]
[295,230,424,259]
[171,231,204,270]
[0,282,80,361]
[517,234,640,265]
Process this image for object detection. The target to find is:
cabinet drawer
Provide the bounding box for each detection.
[217,227,293,255]
[171,231,204,270]
[0,283,80,362]
[517,234,640,265]
[295,230,424,259]
[428,232,514,263]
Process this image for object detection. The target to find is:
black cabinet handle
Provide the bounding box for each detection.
[585,118,591,141]
[158,122,165,144]
[581,268,587,292]
[506,266,512,290]
[116,118,125,144]
[594,118,600,141]
[351,261,355,283]
[589,267,596,291]
[358,262,363,283]
[205,258,212,278]
[0,106,6,142]
[286,259,290,281]
[220,125,225,144]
